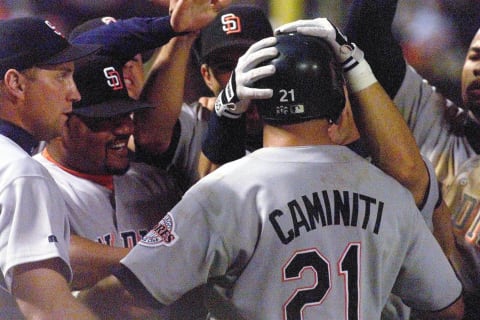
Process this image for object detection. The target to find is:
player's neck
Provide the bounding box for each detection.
[263,119,335,147]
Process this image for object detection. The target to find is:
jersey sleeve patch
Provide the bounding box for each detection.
[139,213,178,247]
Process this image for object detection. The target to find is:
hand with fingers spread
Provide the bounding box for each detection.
[275,18,377,93]
[170,0,232,33]
[214,36,278,118]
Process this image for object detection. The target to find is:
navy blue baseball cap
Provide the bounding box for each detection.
[197,5,273,62]
[0,17,101,78]
[72,55,152,118]
[69,16,155,63]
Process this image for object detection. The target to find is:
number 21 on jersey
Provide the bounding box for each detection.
[282,243,360,320]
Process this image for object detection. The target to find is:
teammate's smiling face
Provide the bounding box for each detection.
[462,29,480,119]
[61,112,134,175]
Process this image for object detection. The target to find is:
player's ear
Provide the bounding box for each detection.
[3,69,27,99]
[200,64,215,91]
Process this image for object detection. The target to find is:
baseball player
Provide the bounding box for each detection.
[32,2,230,317]
[344,0,478,191]
[198,4,443,246]
[68,6,221,188]
[34,54,163,250]
[107,33,464,319]
[197,12,449,318]
[196,4,274,176]
[279,13,463,319]
[198,5,437,221]
[69,15,152,100]
[197,9,449,315]
[443,154,480,319]
[0,17,100,319]
[343,0,480,318]
[35,53,209,319]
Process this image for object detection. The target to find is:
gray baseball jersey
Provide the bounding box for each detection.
[444,155,480,294]
[381,157,439,320]
[122,145,462,319]
[394,65,477,190]
[0,135,72,319]
[171,102,209,186]
[32,103,208,319]
[35,152,183,246]
[33,103,207,245]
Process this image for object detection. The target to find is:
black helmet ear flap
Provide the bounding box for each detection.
[253,33,346,125]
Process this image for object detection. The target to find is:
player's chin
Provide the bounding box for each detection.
[105,151,131,175]
[105,161,130,175]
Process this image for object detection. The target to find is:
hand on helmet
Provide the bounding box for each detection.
[274,18,362,69]
[215,37,278,119]
[275,18,376,93]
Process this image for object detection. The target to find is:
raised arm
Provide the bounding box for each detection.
[70,17,177,63]
[70,0,231,63]
[274,18,428,206]
[348,82,429,205]
[344,0,405,98]
[134,33,198,158]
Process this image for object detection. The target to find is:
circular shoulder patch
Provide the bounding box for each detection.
[140,213,178,247]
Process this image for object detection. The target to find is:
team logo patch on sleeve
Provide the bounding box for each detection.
[140,213,178,247]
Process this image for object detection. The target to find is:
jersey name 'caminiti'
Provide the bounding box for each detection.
[269,190,384,244]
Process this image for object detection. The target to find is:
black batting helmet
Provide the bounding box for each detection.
[253,33,346,124]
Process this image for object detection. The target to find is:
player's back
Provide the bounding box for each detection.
[204,145,461,319]
[122,144,462,319]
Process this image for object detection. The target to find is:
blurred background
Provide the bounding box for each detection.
[2,0,479,106]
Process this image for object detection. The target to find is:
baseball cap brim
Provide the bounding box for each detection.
[72,98,152,118]
[38,43,102,66]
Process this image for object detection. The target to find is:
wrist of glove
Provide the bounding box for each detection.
[275,17,377,93]
[340,43,377,93]
[215,73,250,119]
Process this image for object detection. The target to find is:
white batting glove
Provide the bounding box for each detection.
[275,18,377,93]
[215,37,278,118]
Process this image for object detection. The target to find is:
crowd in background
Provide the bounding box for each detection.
[0,0,479,105]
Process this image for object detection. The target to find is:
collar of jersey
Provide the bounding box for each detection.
[0,119,38,155]
[42,148,114,191]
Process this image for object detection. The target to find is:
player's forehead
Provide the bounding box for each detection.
[35,61,75,73]
[469,29,480,50]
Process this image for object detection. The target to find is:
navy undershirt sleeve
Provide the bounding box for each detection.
[344,0,406,98]
[201,112,247,165]
[71,16,178,64]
